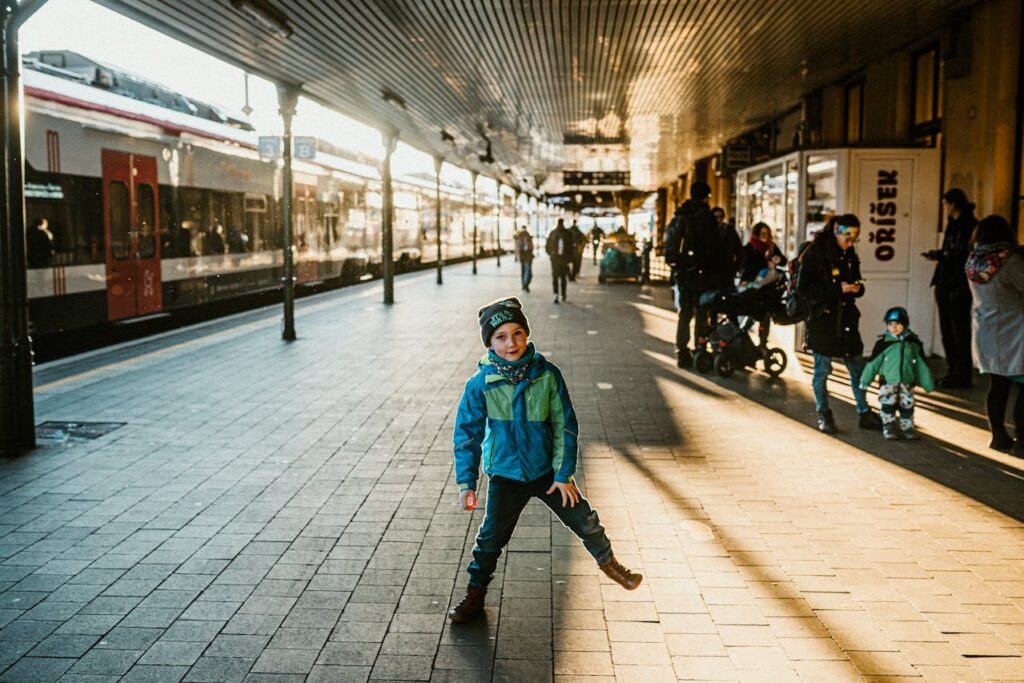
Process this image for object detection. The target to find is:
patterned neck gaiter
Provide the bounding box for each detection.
[488,342,536,385]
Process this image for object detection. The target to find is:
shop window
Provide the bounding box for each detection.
[911,45,942,144]
[844,80,864,145]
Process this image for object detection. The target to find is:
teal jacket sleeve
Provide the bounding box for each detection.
[860,352,883,388]
[547,364,580,483]
[913,345,936,392]
[453,374,486,491]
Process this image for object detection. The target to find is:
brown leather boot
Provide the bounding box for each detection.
[448,584,487,623]
[599,556,643,590]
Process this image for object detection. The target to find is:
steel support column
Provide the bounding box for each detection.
[277,83,299,341]
[434,156,443,285]
[470,171,478,275]
[1,0,47,456]
[495,185,501,268]
[382,130,398,304]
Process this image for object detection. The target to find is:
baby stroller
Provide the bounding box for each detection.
[598,239,643,283]
[692,272,789,378]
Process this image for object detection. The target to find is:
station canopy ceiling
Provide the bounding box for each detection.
[95,0,968,194]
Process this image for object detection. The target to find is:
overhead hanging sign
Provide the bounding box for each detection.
[563,170,630,187]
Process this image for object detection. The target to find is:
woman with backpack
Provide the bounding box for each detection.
[966,215,1024,455]
[796,214,883,434]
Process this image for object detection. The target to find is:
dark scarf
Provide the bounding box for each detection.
[488,342,536,385]
[749,235,772,260]
[966,242,1015,284]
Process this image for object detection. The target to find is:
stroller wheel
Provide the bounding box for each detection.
[764,347,788,377]
[598,275,607,284]
[714,354,735,378]
[692,350,713,374]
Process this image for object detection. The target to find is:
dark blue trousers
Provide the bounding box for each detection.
[467,472,613,587]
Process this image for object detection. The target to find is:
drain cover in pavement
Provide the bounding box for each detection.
[36,421,125,441]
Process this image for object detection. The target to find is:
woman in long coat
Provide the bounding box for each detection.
[967,215,1024,455]
[797,214,882,434]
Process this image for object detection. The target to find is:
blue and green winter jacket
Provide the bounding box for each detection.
[453,346,579,491]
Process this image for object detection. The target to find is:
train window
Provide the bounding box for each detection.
[158,185,180,258]
[75,176,104,264]
[136,183,156,259]
[243,193,267,250]
[108,181,130,260]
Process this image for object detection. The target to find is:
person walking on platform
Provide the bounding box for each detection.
[590,225,605,264]
[965,215,1024,456]
[663,181,719,368]
[546,219,573,303]
[860,307,935,441]
[569,221,586,280]
[924,189,977,389]
[796,214,883,434]
[713,207,743,291]
[448,297,642,623]
[514,225,534,292]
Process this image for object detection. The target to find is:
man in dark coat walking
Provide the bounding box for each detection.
[663,182,720,367]
[546,219,574,304]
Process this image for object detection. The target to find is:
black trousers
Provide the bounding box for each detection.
[552,259,568,298]
[935,286,973,381]
[571,253,583,279]
[987,374,1024,440]
[675,285,711,354]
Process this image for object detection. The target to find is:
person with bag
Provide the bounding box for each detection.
[546,219,573,304]
[966,215,1024,455]
[796,214,883,434]
[663,182,719,367]
[514,225,534,292]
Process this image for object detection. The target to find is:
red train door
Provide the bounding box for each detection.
[103,150,162,321]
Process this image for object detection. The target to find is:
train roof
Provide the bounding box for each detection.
[24,50,253,131]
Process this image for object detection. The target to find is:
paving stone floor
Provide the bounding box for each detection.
[2,256,1024,682]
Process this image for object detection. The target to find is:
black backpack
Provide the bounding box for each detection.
[664,209,701,273]
[782,240,814,321]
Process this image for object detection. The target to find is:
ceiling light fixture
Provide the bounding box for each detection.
[381,88,407,110]
[230,0,293,39]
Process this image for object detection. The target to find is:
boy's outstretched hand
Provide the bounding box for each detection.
[547,481,580,508]
[460,489,477,511]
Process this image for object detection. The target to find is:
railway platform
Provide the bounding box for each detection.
[2,257,1023,682]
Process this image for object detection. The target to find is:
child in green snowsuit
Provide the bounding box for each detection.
[860,307,936,440]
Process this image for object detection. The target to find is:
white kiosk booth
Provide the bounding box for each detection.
[735,148,941,354]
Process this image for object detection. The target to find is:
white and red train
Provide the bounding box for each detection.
[22,50,506,341]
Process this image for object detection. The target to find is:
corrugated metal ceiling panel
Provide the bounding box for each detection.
[93,0,969,191]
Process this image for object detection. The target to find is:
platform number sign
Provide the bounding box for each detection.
[258,136,282,160]
[294,137,317,160]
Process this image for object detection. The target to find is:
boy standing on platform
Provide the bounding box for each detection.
[448,297,642,623]
[860,306,936,440]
